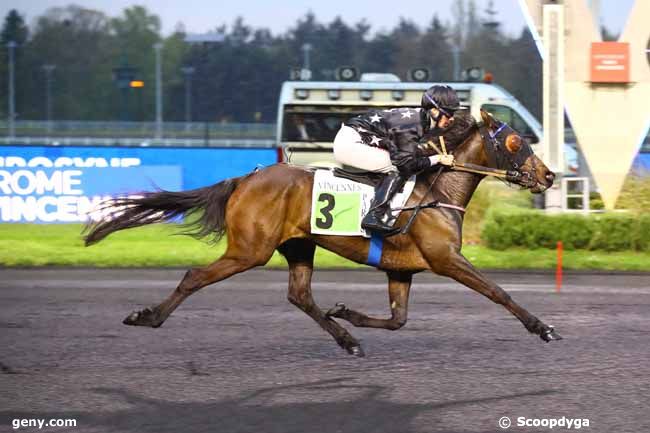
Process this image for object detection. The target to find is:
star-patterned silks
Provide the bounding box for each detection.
[344,105,426,153]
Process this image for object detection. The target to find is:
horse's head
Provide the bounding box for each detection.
[478,109,555,193]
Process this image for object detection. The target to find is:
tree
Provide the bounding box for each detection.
[2,6,543,124]
[389,18,422,78]
[419,15,453,81]
[20,6,114,120]
[110,6,163,121]
[451,0,466,49]
[1,9,28,45]
[0,10,29,118]
[507,29,543,120]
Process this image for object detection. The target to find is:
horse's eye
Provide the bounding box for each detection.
[505,135,522,153]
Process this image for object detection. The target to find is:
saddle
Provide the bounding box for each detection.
[332,166,385,187]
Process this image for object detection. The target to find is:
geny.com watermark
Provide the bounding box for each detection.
[499,416,590,429]
[12,418,77,430]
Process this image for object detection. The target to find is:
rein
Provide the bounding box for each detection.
[394,123,528,236]
[393,136,460,236]
[424,132,521,182]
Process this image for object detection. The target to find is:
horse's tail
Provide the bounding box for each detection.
[84,176,243,246]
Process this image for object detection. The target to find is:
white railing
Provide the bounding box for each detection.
[0,136,275,148]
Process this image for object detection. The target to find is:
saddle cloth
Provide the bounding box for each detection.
[310,169,416,237]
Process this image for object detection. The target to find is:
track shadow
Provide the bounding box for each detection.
[1,378,558,433]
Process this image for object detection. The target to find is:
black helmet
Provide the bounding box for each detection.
[421,85,461,117]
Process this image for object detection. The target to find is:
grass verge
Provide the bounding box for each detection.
[1,224,649,271]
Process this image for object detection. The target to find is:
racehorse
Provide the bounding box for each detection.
[85,109,562,357]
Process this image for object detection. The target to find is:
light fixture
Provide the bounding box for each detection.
[327,89,341,100]
[359,90,373,101]
[391,90,405,101]
[295,89,309,100]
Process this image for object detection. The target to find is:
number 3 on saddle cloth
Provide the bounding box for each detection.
[310,169,416,238]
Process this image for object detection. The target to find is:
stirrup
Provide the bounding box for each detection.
[361,217,401,236]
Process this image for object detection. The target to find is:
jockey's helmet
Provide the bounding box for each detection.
[421,85,461,118]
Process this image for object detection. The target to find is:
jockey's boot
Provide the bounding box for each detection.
[361,171,406,235]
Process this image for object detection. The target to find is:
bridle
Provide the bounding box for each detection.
[477,121,538,188]
[394,119,538,236]
[422,121,537,188]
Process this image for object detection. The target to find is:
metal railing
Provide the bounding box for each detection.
[0,136,275,148]
[0,120,275,137]
[0,120,277,148]
[2,120,649,150]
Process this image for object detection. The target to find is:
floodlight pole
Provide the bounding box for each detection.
[154,42,163,140]
[301,43,312,71]
[181,66,195,130]
[43,64,56,134]
[7,41,16,138]
[451,45,461,80]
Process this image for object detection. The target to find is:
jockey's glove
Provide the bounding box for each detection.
[394,153,456,176]
[429,154,455,166]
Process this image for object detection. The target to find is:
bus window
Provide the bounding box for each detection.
[481,104,539,143]
[281,106,368,143]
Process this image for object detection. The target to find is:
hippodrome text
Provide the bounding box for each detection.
[0,156,141,223]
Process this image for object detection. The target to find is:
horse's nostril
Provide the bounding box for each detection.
[545,171,556,183]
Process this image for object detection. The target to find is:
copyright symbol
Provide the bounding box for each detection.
[499,416,511,429]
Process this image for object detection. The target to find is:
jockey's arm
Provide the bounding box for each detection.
[388,128,453,176]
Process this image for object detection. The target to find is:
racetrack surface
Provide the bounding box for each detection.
[1,268,649,433]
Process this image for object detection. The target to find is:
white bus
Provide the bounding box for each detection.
[276,73,543,167]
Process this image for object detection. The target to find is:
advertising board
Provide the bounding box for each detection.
[0,146,276,223]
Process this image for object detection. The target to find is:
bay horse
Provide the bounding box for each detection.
[85,109,562,357]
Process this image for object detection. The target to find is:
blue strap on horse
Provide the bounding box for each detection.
[366,232,384,267]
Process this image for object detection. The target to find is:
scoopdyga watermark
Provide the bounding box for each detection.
[499,416,590,430]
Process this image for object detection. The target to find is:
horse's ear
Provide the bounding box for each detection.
[480,109,493,127]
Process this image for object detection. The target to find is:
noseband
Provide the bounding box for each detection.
[478,122,537,188]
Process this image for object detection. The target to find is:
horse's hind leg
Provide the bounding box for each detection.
[123,245,273,328]
[325,271,412,331]
[279,239,364,357]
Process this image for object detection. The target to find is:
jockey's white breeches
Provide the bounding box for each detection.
[333,125,396,173]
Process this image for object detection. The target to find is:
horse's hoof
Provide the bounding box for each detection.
[123,308,160,327]
[123,311,141,325]
[326,303,347,318]
[540,325,563,342]
[346,345,365,357]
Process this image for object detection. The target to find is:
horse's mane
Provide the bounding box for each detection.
[423,110,478,153]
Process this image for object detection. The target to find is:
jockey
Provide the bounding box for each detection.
[333,85,461,234]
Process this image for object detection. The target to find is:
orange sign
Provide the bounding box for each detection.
[590,42,629,83]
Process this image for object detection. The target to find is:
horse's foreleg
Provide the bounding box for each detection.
[325,271,412,331]
[280,239,364,357]
[439,253,562,342]
[123,251,270,328]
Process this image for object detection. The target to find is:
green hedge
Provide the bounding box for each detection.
[482,209,650,251]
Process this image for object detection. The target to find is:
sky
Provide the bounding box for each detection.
[1,0,636,38]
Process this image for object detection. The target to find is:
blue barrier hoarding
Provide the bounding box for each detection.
[0,145,277,223]
[634,154,650,172]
